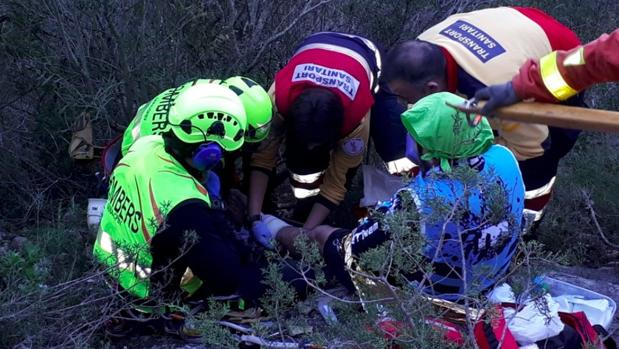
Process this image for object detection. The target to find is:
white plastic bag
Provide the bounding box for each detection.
[487,283,516,304]
[553,295,612,327]
[520,344,540,349]
[504,294,564,345]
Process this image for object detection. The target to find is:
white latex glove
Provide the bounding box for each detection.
[251,214,291,249]
[261,214,291,238]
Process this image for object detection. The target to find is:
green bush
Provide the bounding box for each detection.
[0,0,617,346]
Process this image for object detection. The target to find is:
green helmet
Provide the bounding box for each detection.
[168,84,247,151]
[222,76,273,143]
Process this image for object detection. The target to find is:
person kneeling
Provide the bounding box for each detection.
[275,92,525,301]
[93,84,265,310]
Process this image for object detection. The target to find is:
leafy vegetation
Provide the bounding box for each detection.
[0,0,617,347]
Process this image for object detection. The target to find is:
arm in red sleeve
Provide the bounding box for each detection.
[512,28,619,103]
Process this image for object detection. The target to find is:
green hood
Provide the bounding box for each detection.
[400,92,494,172]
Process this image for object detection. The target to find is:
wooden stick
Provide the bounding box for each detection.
[452,101,619,133]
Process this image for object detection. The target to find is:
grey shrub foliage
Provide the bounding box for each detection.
[0,0,603,347]
[0,0,491,227]
[203,166,533,348]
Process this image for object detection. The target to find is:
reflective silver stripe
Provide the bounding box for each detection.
[386,157,417,175]
[135,265,151,279]
[290,171,325,184]
[116,248,133,273]
[292,187,321,199]
[130,123,141,141]
[105,237,151,280]
[295,43,374,85]
[523,208,544,222]
[181,267,195,285]
[99,231,114,253]
[524,176,556,199]
[344,34,382,92]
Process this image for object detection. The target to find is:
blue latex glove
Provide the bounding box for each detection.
[252,221,274,249]
[204,171,221,199]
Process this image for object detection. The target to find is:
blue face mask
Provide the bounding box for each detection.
[405,134,421,165]
[191,142,223,172]
[169,120,224,172]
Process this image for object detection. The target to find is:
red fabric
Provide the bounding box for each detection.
[425,318,465,345]
[559,311,605,348]
[274,48,374,136]
[100,134,123,177]
[440,47,459,93]
[513,29,619,102]
[374,317,466,348]
[474,306,519,349]
[512,7,581,50]
[524,192,553,211]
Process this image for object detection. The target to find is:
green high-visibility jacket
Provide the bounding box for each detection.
[93,135,211,299]
[121,79,222,156]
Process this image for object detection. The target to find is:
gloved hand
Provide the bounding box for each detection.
[252,220,275,249]
[473,81,521,116]
[204,171,221,199]
[251,214,291,249]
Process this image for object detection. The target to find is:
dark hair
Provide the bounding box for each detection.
[162,130,198,158]
[382,40,446,85]
[288,88,343,147]
[162,130,206,178]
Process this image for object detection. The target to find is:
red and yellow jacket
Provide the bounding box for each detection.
[513,28,619,103]
[250,32,381,206]
[418,7,580,161]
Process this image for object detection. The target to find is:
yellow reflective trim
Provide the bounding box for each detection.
[540,51,578,101]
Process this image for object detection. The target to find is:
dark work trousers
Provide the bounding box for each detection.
[149,201,264,303]
[149,200,312,305]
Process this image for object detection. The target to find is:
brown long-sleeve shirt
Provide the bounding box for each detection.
[250,83,369,206]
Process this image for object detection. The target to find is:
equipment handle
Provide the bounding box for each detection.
[451,101,619,133]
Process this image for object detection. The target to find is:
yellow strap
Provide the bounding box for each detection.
[540,51,578,101]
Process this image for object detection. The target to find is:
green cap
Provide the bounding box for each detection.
[169,84,247,151]
[222,76,273,143]
[400,92,494,172]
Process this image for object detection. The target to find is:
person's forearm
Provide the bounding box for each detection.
[275,224,337,256]
[248,170,269,216]
[303,202,331,229]
[275,226,304,255]
[512,29,619,102]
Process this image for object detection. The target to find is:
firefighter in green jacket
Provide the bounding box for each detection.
[93,84,265,305]
[121,76,273,156]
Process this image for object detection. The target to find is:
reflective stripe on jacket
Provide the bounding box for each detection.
[93,135,211,299]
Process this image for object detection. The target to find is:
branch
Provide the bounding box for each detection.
[242,0,333,73]
[581,189,619,250]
